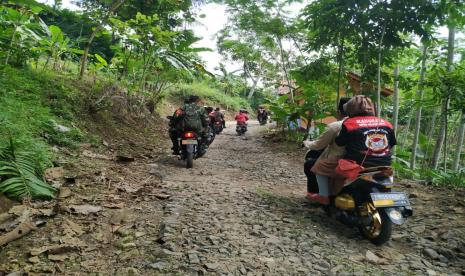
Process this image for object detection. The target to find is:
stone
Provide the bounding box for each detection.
[188,253,200,264]
[423,248,439,260]
[426,269,437,276]
[411,225,426,234]
[150,261,168,270]
[365,250,381,264]
[204,262,219,271]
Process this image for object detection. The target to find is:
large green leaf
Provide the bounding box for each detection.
[0,139,56,200]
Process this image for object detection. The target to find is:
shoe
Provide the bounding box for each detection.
[313,195,330,205]
[306,192,318,200]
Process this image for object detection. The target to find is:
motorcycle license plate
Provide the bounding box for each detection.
[181,140,198,145]
[370,192,410,207]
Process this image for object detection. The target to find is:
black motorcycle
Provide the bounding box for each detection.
[213,121,223,134]
[258,117,267,125]
[236,123,247,136]
[177,131,202,168]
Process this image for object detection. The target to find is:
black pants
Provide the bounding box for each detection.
[304,158,319,193]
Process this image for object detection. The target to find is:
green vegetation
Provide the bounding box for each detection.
[168,81,251,111]
[0,0,464,194]
[0,66,82,167]
[0,138,56,200]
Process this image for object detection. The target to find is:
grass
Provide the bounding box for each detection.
[0,66,85,170]
[167,81,251,111]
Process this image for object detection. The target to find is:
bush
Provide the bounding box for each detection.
[168,81,251,111]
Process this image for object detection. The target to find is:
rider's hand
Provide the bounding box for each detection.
[302,140,313,148]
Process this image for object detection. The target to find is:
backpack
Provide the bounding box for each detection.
[214,111,222,121]
[182,103,202,131]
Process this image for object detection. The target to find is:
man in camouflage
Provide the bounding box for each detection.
[169,95,210,155]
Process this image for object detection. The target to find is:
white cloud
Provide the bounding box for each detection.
[191,3,241,75]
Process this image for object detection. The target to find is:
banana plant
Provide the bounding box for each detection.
[38,25,81,70]
[0,4,47,66]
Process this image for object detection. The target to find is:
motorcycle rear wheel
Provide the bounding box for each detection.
[358,202,392,245]
[186,152,194,168]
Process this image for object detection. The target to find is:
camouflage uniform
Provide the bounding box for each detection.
[169,103,210,152]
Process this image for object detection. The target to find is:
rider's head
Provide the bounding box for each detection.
[189,95,201,104]
[337,97,351,120]
[343,95,376,117]
[239,109,246,114]
[215,107,220,111]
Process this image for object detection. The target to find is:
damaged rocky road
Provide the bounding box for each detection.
[155,122,465,275]
[1,121,464,275]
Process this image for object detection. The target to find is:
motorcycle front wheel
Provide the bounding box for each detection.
[358,202,392,245]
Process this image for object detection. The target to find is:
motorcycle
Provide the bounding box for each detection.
[236,123,247,136]
[321,166,413,245]
[213,121,224,134]
[177,131,202,168]
[258,116,267,125]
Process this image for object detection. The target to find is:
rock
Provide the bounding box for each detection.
[150,261,168,270]
[28,256,40,263]
[204,262,219,271]
[365,250,381,264]
[438,255,448,263]
[58,187,72,198]
[188,253,200,264]
[426,269,437,276]
[55,124,71,133]
[68,204,102,215]
[411,224,426,234]
[424,248,439,260]
[121,242,136,249]
[48,254,69,262]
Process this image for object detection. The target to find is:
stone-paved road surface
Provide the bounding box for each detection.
[154,121,465,276]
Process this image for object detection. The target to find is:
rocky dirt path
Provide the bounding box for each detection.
[152,122,465,275]
[1,121,464,275]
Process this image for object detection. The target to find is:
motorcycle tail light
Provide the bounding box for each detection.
[184,132,195,138]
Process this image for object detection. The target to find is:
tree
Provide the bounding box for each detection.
[410,45,428,169]
[77,0,126,79]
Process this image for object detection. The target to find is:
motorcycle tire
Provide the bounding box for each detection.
[186,152,194,169]
[358,208,392,245]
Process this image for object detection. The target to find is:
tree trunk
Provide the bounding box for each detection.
[410,45,428,169]
[336,39,344,108]
[392,65,400,134]
[247,79,258,99]
[78,0,126,79]
[452,111,465,171]
[400,112,412,149]
[376,24,387,117]
[277,36,293,102]
[431,25,455,170]
[5,26,17,65]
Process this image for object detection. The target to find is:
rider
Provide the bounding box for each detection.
[235,109,249,126]
[335,95,396,168]
[303,97,351,204]
[210,107,225,128]
[169,96,210,155]
[257,106,268,123]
